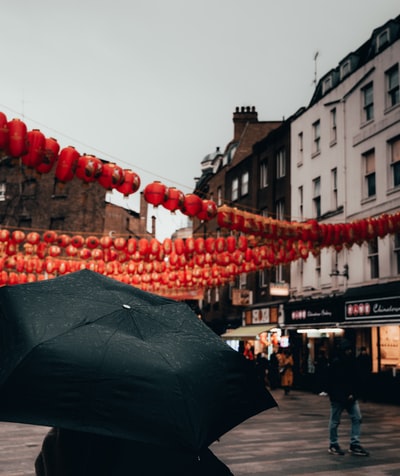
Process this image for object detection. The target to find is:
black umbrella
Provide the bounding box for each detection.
[0,269,276,454]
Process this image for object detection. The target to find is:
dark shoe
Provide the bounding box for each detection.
[349,444,369,456]
[329,444,345,455]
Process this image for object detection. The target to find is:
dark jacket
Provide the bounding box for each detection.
[327,349,358,405]
[35,427,234,476]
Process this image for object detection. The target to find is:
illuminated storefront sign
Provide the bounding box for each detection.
[345,296,400,320]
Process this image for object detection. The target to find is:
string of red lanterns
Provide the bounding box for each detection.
[1,205,400,296]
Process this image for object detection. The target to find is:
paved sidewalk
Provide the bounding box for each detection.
[212,389,400,475]
[0,389,399,475]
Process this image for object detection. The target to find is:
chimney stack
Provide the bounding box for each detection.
[233,106,258,141]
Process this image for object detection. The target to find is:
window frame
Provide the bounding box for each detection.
[390,137,400,188]
[241,170,249,196]
[368,237,379,279]
[231,177,239,201]
[386,64,399,109]
[260,160,268,188]
[312,177,321,218]
[312,120,321,155]
[276,148,286,179]
[362,82,374,122]
[363,149,376,199]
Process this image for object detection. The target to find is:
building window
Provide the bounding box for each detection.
[231,178,239,201]
[377,29,390,51]
[241,171,249,196]
[239,273,247,289]
[298,186,303,220]
[363,149,376,198]
[0,182,6,201]
[394,232,400,275]
[22,178,37,198]
[331,168,338,210]
[313,120,321,155]
[390,137,400,187]
[259,268,269,288]
[276,199,285,221]
[276,148,286,178]
[313,177,321,218]
[386,64,399,109]
[322,75,333,94]
[330,108,337,145]
[362,83,374,122]
[260,161,268,188]
[217,186,222,206]
[298,132,303,165]
[18,217,32,228]
[340,60,351,79]
[368,237,379,279]
[50,217,65,230]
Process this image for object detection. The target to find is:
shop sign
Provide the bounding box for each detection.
[232,289,253,306]
[270,282,289,296]
[285,298,341,325]
[252,308,270,324]
[345,295,400,320]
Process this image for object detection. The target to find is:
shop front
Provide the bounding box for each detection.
[221,301,285,359]
[342,281,400,403]
[283,296,345,391]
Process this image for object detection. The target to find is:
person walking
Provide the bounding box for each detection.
[327,339,369,457]
[278,348,294,396]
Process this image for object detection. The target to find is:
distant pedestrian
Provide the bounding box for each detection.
[327,339,369,457]
[268,348,280,389]
[278,348,294,396]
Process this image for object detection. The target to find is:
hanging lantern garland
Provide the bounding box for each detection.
[1,209,400,296]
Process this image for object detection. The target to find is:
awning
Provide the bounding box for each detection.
[221,324,276,340]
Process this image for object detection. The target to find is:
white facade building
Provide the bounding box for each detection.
[286,15,400,386]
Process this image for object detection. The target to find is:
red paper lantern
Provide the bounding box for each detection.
[11,230,25,243]
[97,162,124,190]
[71,235,84,248]
[21,129,45,168]
[56,234,71,248]
[113,237,126,251]
[143,181,167,207]
[43,230,58,243]
[226,236,236,253]
[36,137,60,174]
[116,170,141,197]
[75,154,103,183]
[126,238,137,255]
[55,146,79,182]
[162,187,184,212]
[0,112,9,150]
[138,238,149,256]
[86,236,100,249]
[174,238,185,255]
[194,237,205,254]
[197,200,218,221]
[181,194,202,217]
[162,238,173,255]
[26,231,40,245]
[0,229,10,242]
[205,237,215,253]
[7,118,28,157]
[100,235,113,249]
[48,245,61,257]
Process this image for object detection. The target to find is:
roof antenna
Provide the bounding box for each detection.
[313,51,319,86]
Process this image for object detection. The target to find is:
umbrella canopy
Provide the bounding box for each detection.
[0,269,276,454]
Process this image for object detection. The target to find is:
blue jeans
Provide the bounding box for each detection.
[329,400,362,446]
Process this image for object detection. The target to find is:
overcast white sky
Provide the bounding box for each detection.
[2,1,399,239]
